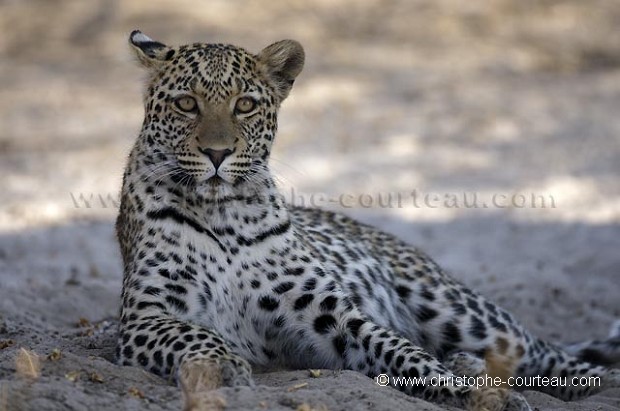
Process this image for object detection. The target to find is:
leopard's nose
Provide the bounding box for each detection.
[198,148,233,169]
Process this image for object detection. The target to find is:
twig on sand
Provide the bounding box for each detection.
[15,348,40,380]
[287,382,308,392]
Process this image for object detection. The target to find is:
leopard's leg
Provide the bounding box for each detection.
[392,260,617,401]
[519,338,620,399]
[285,285,525,411]
[444,351,531,411]
[564,320,620,366]
[343,315,532,410]
[343,317,470,406]
[444,351,487,377]
[116,313,253,391]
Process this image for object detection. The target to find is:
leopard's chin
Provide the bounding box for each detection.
[194,175,238,200]
[207,175,225,186]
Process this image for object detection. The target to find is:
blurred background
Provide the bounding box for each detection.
[0,0,619,341]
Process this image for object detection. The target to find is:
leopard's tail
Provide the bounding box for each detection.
[564,320,620,366]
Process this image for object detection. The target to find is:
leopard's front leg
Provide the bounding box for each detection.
[344,317,470,405]
[117,314,253,391]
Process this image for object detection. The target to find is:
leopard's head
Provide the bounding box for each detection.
[129,30,304,198]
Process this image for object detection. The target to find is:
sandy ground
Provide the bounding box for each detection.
[1,0,619,410]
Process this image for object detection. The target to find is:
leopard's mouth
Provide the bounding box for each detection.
[168,167,231,193]
[193,173,240,199]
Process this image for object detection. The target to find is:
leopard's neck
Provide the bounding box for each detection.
[124,159,291,240]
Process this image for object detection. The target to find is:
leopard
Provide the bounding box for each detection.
[116,30,620,410]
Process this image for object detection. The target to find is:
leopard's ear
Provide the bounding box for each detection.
[129,30,174,70]
[258,40,305,101]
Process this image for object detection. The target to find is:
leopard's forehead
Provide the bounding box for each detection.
[156,43,262,100]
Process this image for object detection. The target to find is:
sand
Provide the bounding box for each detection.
[1,1,619,410]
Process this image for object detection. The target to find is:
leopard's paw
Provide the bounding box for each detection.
[469,387,531,411]
[179,352,254,392]
[603,368,620,389]
[179,353,254,411]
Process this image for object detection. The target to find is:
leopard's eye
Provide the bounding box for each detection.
[234,97,257,114]
[174,96,198,113]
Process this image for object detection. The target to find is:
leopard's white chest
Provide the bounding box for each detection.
[149,216,291,365]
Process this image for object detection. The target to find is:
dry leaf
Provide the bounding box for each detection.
[0,340,14,350]
[259,401,268,409]
[296,405,329,411]
[77,318,91,328]
[48,348,62,361]
[79,328,94,337]
[309,369,321,378]
[15,348,40,379]
[287,382,308,392]
[65,370,81,382]
[128,387,145,399]
[302,405,329,411]
[89,372,104,383]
